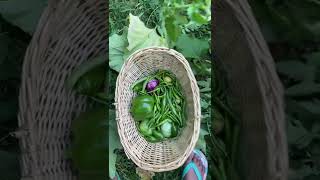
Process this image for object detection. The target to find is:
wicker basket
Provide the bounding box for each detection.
[16,0,107,180]
[15,0,288,180]
[115,47,201,172]
[213,0,288,180]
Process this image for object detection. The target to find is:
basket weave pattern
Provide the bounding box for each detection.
[213,0,288,180]
[16,0,107,179]
[115,47,201,172]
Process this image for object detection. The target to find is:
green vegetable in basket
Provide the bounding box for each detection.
[139,120,153,136]
[66,55,107,97]
[130,70,186,142]
[164,76,172,83]
[130,95,155,120]
[161,121,173,138]
[73,65,106,95]
[152,130,164,140]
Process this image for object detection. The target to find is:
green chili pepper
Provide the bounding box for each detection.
[166,94,180,120]
[147,136,158,143]
[152,130,164,140]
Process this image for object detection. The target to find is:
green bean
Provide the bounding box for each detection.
[130,76,148,90]
[141,77,151,93]
[155,118,170,127]
[172,86,183,97]
[166,94,180,121]
[154,113,164,126]
[161,96,167,114]
[167,113,180,126]
[147,115,157,127]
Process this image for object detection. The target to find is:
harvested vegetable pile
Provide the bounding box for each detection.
[130,70,186,142]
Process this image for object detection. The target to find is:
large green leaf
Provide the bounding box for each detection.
[0,0,47,34]
[286,82,320,97]
[109,14,167,72]
[127,13,167,52]
[298,100,320,115]
[249,0,320,43]
[109,109,122,178]
[289,166,320,180]
[109,33,128,72]
[306,51,320,67]
[175,34,209,58]
[164,15,181,46]
[287,116,314,149]
[276,60,312,81]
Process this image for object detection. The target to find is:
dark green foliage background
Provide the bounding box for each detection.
[0,15,30,179]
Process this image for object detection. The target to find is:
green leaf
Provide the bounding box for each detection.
[287,116,314,149]
[0,0,47,34]
[305,51,320,67]
[289,166,320,180]
[175,34,209,58]
[109,33,128,72]
[109,109,122,178]
[248,0,320,43]
[187,2,211,26]
[200,99,209,109]
[127,13,167,52]
[298,99,320,115]
[196,128,209,153]
[164,15,181,46]
[198,78,211,93]
[286,82,320,97]
[276,60,311,81]
[0,150,20,180]
[109,14,168,72]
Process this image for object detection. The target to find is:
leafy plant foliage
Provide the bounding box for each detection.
[249,0,320,179]
[0,14,31,180]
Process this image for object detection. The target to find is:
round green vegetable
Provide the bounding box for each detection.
[131,95,155,120]
[139,120,152,136]
[161,121,173,138]
[164,76,172,83]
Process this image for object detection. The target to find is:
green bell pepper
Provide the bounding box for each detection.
[130,95,155,120]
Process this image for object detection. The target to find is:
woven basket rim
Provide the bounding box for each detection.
[114,46,201,172]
